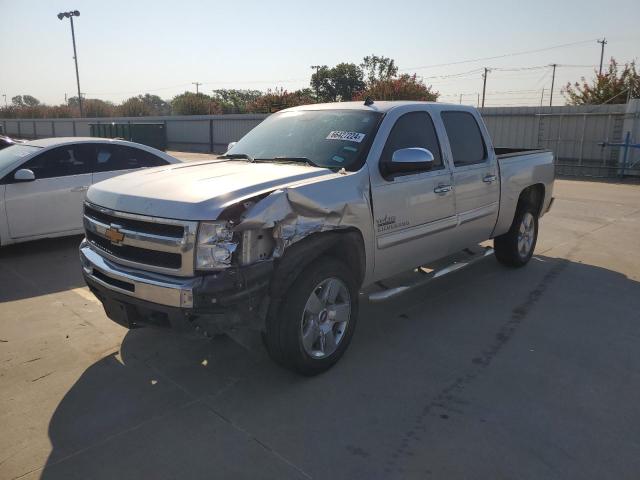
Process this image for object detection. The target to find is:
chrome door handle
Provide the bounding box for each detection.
[434,184,453,194]
[71,185,89,192]
[483,174,497,183]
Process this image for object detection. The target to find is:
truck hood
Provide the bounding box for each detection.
[87,159,336,220]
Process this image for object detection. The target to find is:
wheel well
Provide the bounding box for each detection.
[269,229,366,300]
[517,184,545,216]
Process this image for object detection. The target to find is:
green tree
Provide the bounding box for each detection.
[563,59,639,105]
[246,88,315,113]
[354,74,439,102]
[171,92,222,115]
[211,89,262,113]
[310,63,365,102]
[119,94,171,116]
[360,55,398,84]
[68,97,116,117]
[11,95,41,107]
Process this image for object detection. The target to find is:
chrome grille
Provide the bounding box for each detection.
[83,202,198,277]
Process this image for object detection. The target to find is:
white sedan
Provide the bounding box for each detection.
[0,137,182,246]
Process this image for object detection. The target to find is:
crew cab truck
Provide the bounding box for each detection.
[80,101,554,375]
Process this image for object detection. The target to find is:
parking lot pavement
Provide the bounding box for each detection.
[1,179,639,480]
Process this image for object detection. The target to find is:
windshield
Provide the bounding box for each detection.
[227,109,382,171]
[0,144,41,171]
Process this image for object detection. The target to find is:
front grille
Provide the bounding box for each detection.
[84,204,184,238]
[83,202,197,276]
[87,231,182,269]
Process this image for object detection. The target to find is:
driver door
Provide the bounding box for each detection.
[370,111,456,281]
[5,144,94,239]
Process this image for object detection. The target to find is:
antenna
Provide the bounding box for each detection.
[364,97,374,106]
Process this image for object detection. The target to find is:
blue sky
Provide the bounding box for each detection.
[1,0,638,107]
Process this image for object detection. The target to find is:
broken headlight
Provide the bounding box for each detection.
[195,222,237,270]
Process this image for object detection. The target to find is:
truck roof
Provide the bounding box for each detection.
[285,100,473,114]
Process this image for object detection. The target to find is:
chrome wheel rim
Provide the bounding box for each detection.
[300,277,351,359]
[517,212,535,258]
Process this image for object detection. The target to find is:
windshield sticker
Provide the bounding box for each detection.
[326,131,365,143]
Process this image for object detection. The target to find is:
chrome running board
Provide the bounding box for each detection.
[367,246,494,303]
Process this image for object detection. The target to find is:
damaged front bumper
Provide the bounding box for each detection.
[79,240,273,332]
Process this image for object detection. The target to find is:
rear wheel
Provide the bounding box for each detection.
[264,257,358,375]
[494,207,538,267]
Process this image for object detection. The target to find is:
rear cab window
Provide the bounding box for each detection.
[441,111,487,167]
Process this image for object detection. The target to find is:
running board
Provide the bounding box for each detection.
[367,247,494,303]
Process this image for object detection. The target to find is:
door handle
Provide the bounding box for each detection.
[483,174,497,183]
[71,185,89,192]
[434,184,453,194]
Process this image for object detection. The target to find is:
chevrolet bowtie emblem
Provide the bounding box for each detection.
[105,226,125,244]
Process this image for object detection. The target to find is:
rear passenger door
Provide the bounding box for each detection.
[92,145,167,184]
[441,111,499,250]
[370,110,456,280]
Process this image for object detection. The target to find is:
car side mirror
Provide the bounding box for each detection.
[14,169,36,182]
[227,141,237,152]
[383,148,434,177]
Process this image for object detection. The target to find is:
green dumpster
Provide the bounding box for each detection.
[89,122,166,151]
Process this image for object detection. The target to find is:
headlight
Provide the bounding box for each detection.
[195,222,237,270]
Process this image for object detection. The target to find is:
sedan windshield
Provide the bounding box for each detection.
[226,109,382,171]
[0,144,41,171]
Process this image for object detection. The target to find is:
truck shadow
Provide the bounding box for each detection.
[38,254,640,479]
[0,235,85,303]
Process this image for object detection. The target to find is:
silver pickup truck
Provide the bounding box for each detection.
[80,101,554,375]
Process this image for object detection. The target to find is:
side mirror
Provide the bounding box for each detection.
[227,141,237,152]
[383,148,434,177]
[14,169,36,182]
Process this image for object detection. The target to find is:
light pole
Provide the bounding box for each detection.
[57,10,83,117]
[2,94,6,108]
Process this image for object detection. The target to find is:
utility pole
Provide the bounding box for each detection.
[310,65,321,102]
[540,87,545,107]
[597,38,607,75]
[481,68,489,108]
[477,93,480,107]
[64,93,68,104]
[192,82,202,94]
[2,94,6,108]
[549,64,557,107]
[57,10,83,117]
[459,93,463,104]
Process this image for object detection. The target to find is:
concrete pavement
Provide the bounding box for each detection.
[1,179,639,479]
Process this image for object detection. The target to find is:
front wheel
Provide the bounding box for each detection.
[264,257,358,375]
[494,207,538,267]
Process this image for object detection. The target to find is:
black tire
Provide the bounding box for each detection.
[494,205,539,267]
[264,257,359,376]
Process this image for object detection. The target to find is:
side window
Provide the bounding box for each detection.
[381,111,443,170]
[441,111,487,166]
[21,144,94,179]
[95,145,166,171]
[118,146,166,169]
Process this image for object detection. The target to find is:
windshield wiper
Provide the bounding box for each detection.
[270,156,321,168]
[218,153,255,162]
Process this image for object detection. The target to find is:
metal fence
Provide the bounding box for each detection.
[0,114,269,154]
[480,100,640,178]
[2,100,639,177]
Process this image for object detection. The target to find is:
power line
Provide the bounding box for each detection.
[399,38,599,72]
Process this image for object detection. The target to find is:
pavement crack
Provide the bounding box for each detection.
[31,371,53,382]
[384,258,568,475]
